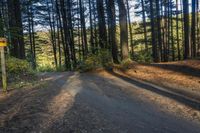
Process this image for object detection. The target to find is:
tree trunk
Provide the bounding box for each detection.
[96,0,107,49]
[89,0,95,53]
[126,0,134,57]
[156,0,161,62]
[176,0,181,60]
[191,0,196,57]
[150,0,159,62]
[141,0,148,52]
[183,0,191,59]
[79,0,88,55]
[107,0,119,63]
[117,0,129,60]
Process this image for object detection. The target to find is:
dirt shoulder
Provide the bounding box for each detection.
[106,59,200,103]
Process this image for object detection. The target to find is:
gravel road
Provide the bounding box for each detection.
[0,72,200,133]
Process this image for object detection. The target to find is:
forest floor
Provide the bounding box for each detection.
[110,59,200,103]
[0,60,200,132]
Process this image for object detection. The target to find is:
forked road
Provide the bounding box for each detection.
[0,72,200,133]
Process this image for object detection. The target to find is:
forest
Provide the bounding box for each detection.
[0,0,199,70]
[1,0,200,132]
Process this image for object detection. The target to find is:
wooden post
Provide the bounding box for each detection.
[0,47,7,92]
[0,43,7,93]
[0,38,7,92]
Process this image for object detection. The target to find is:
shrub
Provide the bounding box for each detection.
[0,56,32,74]
[77,49,113,72]
[37,65,56,72]
[77,54,101,72]
[98,49,112,67]
[134,50,152,63]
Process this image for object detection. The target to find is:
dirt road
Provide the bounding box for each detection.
[0,72,200,133]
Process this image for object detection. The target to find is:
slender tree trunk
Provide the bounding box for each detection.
[126,0,134,57]
[170,0,175,61]
[141,0,148,52]
[30,6,36,69]
[27,6,35,69]
[47,0,58,68]
[156,0,162,62]
[167,1,170,61]
[89,0,95,53]
[191,0,196,57]
[176,0,181,60]
[7,0,18,58]
[92,1,98,51]
[79,0,88,55]
[180,0,184,54]
[163,1,168,62]
[60,0,71,69]
[107,0,119,63]
[197,0,200,56]
[67,0,76,67]
[14,0,25,59]
[57,18,62,68]
[117,0,129,60]
[150,0,159,62]
[96,0,107,49]
[56,0,68,69]
[183,0,191,59]
[77,15,82,60]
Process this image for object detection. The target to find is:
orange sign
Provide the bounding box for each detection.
[0,38,7,47]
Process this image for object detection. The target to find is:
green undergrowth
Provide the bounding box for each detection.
[77,50,140,72]
[0,56,34,75]
[77,50,113,72]
[0,56,40,91]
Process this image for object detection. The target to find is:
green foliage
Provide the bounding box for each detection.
[25,32,56,70]
[37,65,56,72]
[134,50,152,63]
[56,66,67,72]
[36,65,66,72]
[0,57,33,86]
[0,56,33,74]
[77,49,113,72]
[98,49,113,67]
[77,55,101,72]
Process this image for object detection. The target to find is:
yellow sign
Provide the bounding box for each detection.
[0,38,7,47]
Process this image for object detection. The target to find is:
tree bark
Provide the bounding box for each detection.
[96,0,107,49]
[183,0,191,59]
[117,0,129,60]
[107,0,119,63]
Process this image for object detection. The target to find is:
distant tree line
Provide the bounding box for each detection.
[135,0,200,62]
[0,0,199,70]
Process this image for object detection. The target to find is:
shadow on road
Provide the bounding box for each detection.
[0,72,75,132]
[0,72,200,133]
